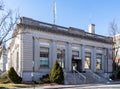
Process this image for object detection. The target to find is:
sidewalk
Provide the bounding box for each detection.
[16,83,120,89]
[13,81,120,89]
[15,84,103,89]
[40,84,100,89]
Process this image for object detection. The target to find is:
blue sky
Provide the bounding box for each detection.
[3,0,120,36]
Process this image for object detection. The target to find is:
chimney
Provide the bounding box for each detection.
[88,24,95,34]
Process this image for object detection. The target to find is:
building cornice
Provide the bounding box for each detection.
[17,17,113,44]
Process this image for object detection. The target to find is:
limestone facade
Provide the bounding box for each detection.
[8,17,113,81]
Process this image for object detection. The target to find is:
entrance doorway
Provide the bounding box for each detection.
[72,59,82,72]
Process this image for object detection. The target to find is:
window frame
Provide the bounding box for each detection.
[57,48,65,68]
[96,54,102,70]
[72,50,79,58]
[85,52,91,69]
[40,47,49,68]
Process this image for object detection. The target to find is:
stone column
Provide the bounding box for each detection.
[19,31,23,77]
[34,38,39,71]
[66,43,72,72]
[107,48,113,72]
[93,46,96,72]
[81,45,85,72]
[104,48,109,73]
[51,40,57,68]
[102,52,104,72]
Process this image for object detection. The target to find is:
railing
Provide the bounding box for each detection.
[75,70,86,83]
[88,70,101,81]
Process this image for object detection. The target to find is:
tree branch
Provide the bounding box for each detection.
[0,0,4,10]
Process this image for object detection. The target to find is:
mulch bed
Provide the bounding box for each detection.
[22,81,60,86]
[41,83,59,86]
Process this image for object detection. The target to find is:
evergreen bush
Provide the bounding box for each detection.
[7,67,22,84]
[110,66,120,80]
[39,74,50,84]
[0,72,10,83]
[49,60,64,84]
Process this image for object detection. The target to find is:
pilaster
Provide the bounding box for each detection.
[93,46,96,72]
[81,44,85,72]
[51,40,57,68]
[66,42,72,71]
[34,38,39,71]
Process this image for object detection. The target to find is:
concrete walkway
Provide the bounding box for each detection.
[14,83,120,89]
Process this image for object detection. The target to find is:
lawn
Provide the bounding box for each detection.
[0,83,34,88]
[0,83,58,88]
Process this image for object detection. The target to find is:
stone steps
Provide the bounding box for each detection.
[82,71,99,83]
[82,70,108,84]
[64,72,84,85]
[64,70,109,85]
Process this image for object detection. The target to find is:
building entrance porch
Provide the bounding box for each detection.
[72,59,82,72]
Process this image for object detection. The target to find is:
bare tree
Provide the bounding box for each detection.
[109,20,120,71]
[0,0,19,46]
[0,0,4,10]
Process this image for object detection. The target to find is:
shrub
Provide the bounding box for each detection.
[109,73,115,80]
[0,72,10,83]
[116,71,120,79]
[115,67,120,79]
[38,74,51,84]
[110,66,120,80]
[49,60,64,84]
[7,67,22,84]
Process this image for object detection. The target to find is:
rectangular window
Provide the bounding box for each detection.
[72,50,79,60]
[85,52,91,69]
[72,51,79,58]
[57,49,65,68]
[96,54,102,70]
[40,47,49,68]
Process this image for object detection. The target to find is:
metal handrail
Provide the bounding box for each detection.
[75,70,86,83]
[88,70,101,80]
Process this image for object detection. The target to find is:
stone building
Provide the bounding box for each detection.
[0,44,7,72]
[8,17,113,82]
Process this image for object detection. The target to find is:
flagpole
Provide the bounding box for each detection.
[53,0,56,25]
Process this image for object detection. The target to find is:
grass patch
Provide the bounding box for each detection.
[0,84,34,88]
